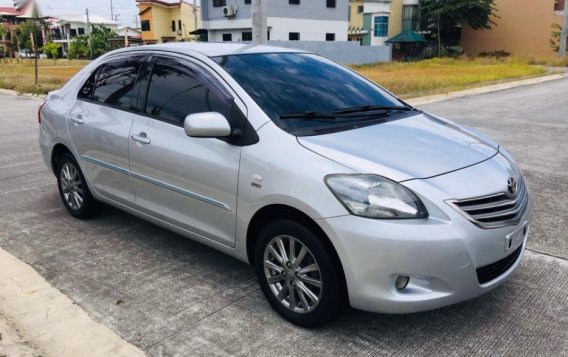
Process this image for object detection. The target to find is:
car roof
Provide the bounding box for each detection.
[115,42,310,58]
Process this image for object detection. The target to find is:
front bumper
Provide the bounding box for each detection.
[317,154,532,314]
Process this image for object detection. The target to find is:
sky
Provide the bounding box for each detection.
[0,0,144,27]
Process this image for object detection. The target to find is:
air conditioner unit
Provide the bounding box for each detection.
[222,6,237,17]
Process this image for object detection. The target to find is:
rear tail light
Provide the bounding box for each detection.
[38,100,46,124]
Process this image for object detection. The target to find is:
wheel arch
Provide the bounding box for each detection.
[50,143,74,176]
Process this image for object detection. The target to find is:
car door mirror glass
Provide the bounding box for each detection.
[184,112,232,138]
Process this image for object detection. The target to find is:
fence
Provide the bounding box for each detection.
[267,40,392,65]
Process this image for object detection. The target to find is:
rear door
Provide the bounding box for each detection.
[128,55,245,247]
[67,54,144,204]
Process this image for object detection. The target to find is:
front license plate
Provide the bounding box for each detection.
[505,221,528,252]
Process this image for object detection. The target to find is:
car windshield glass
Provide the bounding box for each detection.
[213,53,412,136]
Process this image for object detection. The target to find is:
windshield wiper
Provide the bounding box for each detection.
[280,111,337,120]
[332,105,415,115]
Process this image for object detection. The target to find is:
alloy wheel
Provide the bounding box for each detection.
[60,162,84,210]
[263,235,323,313]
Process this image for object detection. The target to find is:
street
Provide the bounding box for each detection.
[0,78,567,356]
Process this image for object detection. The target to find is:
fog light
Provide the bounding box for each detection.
[395,275,409,290]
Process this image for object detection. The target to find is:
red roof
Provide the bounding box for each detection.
[0,6,23,16]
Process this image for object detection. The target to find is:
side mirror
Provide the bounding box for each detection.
[184,112,231,138]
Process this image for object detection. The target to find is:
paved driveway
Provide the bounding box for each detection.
[1,79,567,356]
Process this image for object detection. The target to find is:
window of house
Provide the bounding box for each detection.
[141,20,151,31]
[373,16,388,37]
[77,28,85,35]
[242,31,252,41]
[326,33,335,41]
[402,5,419,30]
[289,32,300,40]
[213,0,226,7]
[89,57,142,110]
[326,0,336,8]
[289,0,300,4]
[357,5,363,13]
[171,20,176,31]
[70,29,77,37]
[178,20,182,32]
[244,0,251,4]
[222,33,232,41]
[144,62,232,126]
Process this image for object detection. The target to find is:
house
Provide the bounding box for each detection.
[200,0,348,42]
[348,0,390,46]
[51,14,118,56]
[385,0,425,60]
[0,3,36,57]
[461,0,565,57]
[137,0,201,44]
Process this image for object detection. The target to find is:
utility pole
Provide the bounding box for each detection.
[252,0,267,44]
[110,0,114,22]
[193,0,197,36]
[86,8,93,59]
[560,0,568,57]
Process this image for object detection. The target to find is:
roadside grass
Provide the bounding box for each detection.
[0,56,561,98]
[352,57,550,99]
[0,59,89,95]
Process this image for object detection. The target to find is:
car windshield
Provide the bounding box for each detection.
[213,53,413,136]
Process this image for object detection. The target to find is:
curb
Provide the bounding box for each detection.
[406,73,568,106]
[0,247,146,357]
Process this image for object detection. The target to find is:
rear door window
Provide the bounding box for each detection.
[90,56,143,110]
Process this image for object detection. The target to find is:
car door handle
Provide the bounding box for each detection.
[131,133,151,145]
[70,115,84,125]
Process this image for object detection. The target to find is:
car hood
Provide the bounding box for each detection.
[298,113,498,182]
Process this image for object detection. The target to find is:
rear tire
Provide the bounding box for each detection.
[254,219,346,327]
[56,153,101,219]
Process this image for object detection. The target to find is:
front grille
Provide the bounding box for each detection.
[476,245,523,284]
[448,177,528,229]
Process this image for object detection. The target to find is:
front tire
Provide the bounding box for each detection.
[56,153,101,219]
[254,219,346,327]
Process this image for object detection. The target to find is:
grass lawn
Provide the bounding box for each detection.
[0,59,89,95]
[352,57,550,99]
[0,56,555,98]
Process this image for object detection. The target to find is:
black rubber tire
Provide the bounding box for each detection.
[254,219,346,327]
[56,153,101,219]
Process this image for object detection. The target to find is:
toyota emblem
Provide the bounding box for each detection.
[507,177,518,197]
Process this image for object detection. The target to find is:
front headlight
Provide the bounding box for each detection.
[325,174,428,219]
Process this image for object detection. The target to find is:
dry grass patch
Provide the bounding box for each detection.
[351,57,549,98]
[0,56,556,98]
[0,59,89,94]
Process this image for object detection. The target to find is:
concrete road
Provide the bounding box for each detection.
[1,79,567,356]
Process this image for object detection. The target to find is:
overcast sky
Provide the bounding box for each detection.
[0,0,144,27]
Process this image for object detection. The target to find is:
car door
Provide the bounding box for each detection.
[128,55,245,247]
[67,54,144,204]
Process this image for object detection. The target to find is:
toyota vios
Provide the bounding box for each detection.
[39,44,531,327]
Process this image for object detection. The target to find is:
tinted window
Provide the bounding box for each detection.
[92,57,142,110]
[144,61,232,126]
[78,71,97,100]
[214,53,405,135]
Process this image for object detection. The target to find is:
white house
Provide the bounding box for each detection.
[51,13,118,55]
[200,0,349,42]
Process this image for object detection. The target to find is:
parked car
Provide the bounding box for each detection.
[38,43,531,327]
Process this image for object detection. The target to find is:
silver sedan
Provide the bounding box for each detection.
[38,43,531,327]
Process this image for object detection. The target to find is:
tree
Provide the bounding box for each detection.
[68,35,89,59]
[43,42,61,63]
[0,26,7,40]
[15,20,44,53]
[421,0,498,56]
[90,24,118,58]
[550,23,568,53]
